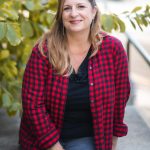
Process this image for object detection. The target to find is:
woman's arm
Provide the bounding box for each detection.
[113,37,130,137]
[22,44,59,149]
[47,141,64,150]
[112,136,118,150]
[111,37,130,150]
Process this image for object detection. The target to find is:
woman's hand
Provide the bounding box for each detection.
[112,136,118,150]
[47,141,64,150]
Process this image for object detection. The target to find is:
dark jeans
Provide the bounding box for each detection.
[59,137,96,150]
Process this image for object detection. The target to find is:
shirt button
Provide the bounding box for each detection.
[90,83,94,86]
[91,100,94,103]
[89,66,92,70]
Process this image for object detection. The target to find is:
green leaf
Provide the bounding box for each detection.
[48,0,58,11]
[6,108,17,116]
[135,17,143,31]
[46,13,55,24]
[24,0,35,11]
[2,93,11,108]
[101,14,114,32]
[0,50,10,60]
[141,16,148,26]
[1,8,19,20]
[24,0,43,11]
[113,21,119,30]
[9,102,21,112]
[122,11,129,14]
[6,23,21,46]
[6,102,21,116]
[135,16,143,24]
[8,61,18,76]
[112,15,119,31]
[134,16,144,30]
[0,22,7,40]
[0,60,18,79]
[32,22,43,36]
[0,0,5,5]
[138,24,143,31]
[131,6,142,13]
[21,20,33,37]
[130,19,136,29]
[145,5,150,14]
[117,18,126,32]
[12,1,22,11]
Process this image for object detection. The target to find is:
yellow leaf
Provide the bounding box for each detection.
[1,60,18,79]
[8,61,18,76]
[131,6,142,13]
[0,50,10,60]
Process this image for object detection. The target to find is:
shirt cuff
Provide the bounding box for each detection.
[37,128,60,149]
[113,123,128,137]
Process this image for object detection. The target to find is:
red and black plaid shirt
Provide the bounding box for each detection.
[19,34,131,150]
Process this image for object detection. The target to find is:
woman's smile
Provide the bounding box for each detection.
[69,20,83,24]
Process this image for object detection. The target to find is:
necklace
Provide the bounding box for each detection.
[69,48,89,74]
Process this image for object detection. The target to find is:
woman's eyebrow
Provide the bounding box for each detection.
[63,3,86,7]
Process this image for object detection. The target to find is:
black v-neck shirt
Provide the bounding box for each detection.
[60,47,94,141]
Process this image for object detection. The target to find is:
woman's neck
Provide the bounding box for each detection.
[66,30,91,54]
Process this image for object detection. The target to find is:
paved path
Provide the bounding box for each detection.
[0,110,20,150]
[118,106,150,150]
[0,106,150,150]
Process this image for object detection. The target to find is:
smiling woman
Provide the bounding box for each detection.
[62,0,97,34]
[61,0,98,73]
[19,0,131,150]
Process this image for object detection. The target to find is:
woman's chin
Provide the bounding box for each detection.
[66,27,88,34]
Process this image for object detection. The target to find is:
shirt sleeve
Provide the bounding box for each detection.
[21,44,59,149]
[112,37,131,137]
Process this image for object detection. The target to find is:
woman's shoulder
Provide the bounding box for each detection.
[32,37,48,59]
[101,33,124,48]
[96,31,123,47]
[96,31,126,56]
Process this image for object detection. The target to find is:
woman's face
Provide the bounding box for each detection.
[62,0,96,34]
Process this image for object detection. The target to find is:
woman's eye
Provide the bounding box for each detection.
[63,7,71,11]
[78,5,85,9]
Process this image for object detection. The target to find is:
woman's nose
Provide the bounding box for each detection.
[70,7,78,17]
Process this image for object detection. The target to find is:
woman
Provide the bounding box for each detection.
[19,0,130,150]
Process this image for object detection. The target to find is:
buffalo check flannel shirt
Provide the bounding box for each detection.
[19,34,131,150]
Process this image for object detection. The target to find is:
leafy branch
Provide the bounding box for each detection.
[101,4,150,32]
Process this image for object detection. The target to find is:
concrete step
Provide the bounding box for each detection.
[0,106,150,150]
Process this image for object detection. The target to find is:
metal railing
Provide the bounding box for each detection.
[126,31,150,68]
[125,31,150,105]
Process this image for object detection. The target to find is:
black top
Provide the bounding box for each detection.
[60,47,94,141]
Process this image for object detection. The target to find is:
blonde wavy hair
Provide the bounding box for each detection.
[38,0,104,76]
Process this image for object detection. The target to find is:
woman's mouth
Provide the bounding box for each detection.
[69,20,82,24]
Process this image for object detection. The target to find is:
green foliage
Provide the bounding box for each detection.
[101,5,150,32]
[0,0,57,116]
[0,0,149,116]
[21,20,34,38]
[101,13,126,32]
[0,22,7,40]
[6,22,22,46]
[123,5,150,31]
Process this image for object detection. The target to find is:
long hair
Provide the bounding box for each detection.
[38,0,104,76]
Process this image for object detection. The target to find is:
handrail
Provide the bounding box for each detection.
[125,31,150,67]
